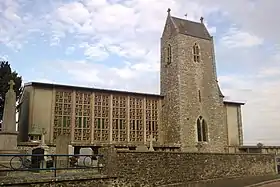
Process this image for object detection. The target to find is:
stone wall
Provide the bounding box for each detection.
[1,147,278,187]
[100,147,277,186]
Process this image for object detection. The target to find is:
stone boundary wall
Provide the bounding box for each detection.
[99,146,277,186]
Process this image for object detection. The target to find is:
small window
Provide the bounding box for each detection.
[197,119,202,142]
[167,44,172,64]
[198,90,201,102]
[193,43,200,62]
[202,119,207,141]
[197,116,208,142]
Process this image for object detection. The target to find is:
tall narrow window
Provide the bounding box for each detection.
[202,119,207,141]
[197,116,208,142]
[167,44,172,64]
[197,118,202,142]
[193,43,200,62]
[198,90,201,102]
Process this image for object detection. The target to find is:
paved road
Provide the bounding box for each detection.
[258,181,280,187]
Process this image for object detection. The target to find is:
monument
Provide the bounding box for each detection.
[147,134,156,151]
[0,80,20,170]
[31,128,51,169]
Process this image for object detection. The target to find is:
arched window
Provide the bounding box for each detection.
[202,119,207,141]
[197,118,202,141]
[193,43,200,62]
[197,116,207,142]
[167,44,172,64]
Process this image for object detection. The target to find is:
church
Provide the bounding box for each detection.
[17,9,245,154]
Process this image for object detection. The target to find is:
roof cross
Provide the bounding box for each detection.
[200,17,204,23]
[167,8,171,14]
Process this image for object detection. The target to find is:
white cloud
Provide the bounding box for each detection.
[0,0,35,50]
[111,65,138,80]
[219,64,280,145]
[257,67,280,78]
[56,2,91,25]
[62,61,104,84]
[79,42,109,61]
[221,27,263,48]
[43,0,218,70]
[41,59,159,94]
[198,0,280,44]
[50,31,65,46]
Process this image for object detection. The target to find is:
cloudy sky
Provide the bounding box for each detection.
[1,0,279,146]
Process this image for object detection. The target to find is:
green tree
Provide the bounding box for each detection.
[0,61,22,120]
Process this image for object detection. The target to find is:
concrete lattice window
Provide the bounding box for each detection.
[197,116,207,142]
[193,43,200,62]
[167,44,172,64]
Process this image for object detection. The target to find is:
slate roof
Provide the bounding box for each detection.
[24,82,244,105]
[24,82,163,98]
[171,16,212,40]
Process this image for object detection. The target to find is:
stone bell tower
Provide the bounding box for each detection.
[160,9,227,152]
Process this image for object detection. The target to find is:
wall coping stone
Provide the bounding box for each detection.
[116,150,276,156]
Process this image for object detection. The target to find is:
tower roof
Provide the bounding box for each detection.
[170,16,212,40]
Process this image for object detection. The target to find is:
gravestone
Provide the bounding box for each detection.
[41,128,47,146]
[68,145,74,155]
[55,134,70,169]
[0,80,20,172]
[147,134,156,151]
[31,148,44,169]
[68,145,77,167]
[136,145,148,152]
[35,128,52,169]
[78,148,93,167]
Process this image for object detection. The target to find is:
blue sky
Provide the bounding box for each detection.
[1,0,280,145]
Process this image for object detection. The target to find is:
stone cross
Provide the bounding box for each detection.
[2,79,16,132]
[0,79,18,158]
[167,8,171,13]
[8,80,15,91]
[147,134,156,151]
[200,17,204,23]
